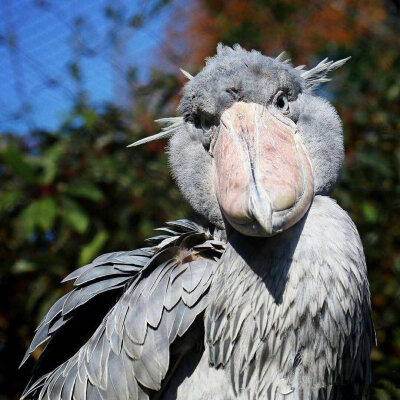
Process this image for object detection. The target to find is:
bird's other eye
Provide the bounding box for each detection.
[276,94,289,113]
[193,113,215,131]
[200,114,212,130]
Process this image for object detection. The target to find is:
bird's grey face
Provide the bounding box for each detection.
[167,45,346,237]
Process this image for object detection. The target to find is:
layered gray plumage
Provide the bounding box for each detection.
[205,196,372,399]
[22,221,224,399]
[22,44,373,399]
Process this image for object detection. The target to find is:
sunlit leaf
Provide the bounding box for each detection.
[11,259,36,274]
[61,182,104,202]
[82,109,98,129]
[2,147,36,183]
[61,197,89,234]
[0,190,22,216]
[20,197,57,235]
[79,231,109,266]
[40,144,63,184]
[361,202,379,223]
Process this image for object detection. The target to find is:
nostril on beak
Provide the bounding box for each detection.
[226,87,240,100]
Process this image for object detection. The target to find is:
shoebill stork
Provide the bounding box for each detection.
[21,44,374,399]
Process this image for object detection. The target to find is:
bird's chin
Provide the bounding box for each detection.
[223,196,312,238]
[225,217,275,237]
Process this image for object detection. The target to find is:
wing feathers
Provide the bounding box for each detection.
[21,253,147,368]
[22,219,224,399]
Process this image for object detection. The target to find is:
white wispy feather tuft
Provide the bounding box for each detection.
[180,68,194,80]
[127,117,184,147]
[300,56,351,89]
[275,51,291,64]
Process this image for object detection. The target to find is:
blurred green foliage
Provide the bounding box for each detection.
[1,0,400,398]
[0,86,189,397]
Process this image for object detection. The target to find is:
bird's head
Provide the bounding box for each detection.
[130,44,349,237]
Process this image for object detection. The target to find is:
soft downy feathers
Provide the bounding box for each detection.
[128,44,349,148]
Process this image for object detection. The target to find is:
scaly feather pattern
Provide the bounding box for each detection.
[21,220,224,400]
[205,197,373,400]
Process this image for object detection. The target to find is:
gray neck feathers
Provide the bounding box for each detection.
[168,123,225,228]
[205,196,373,399]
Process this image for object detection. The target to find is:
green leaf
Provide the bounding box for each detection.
[357,152,393,178]
[0,190,22,216]
[11,259,36,274]
[79,231,108,266]
[61,197,89,234]
[2,146,36,183]
[20,197,57,235]
[40,144,63,184]
[387,83,400,101]
[62,182,104,202]
[82,109,98,129]
[362,202,379,223]
[373,389,391,400]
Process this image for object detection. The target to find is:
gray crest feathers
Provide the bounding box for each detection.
[179,68,194,80]
[127,117,184,147]
[301,56,351,89]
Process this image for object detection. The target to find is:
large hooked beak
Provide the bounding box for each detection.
[212,102,314,237]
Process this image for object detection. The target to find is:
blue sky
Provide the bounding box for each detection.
[0,0,177,134]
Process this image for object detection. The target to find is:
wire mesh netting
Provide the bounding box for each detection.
[0,0,179,134]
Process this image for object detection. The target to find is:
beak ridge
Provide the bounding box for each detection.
[213,102,314,237]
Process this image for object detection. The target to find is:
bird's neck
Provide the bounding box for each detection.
[205,195,370,396]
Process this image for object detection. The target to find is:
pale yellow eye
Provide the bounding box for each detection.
[276,94,289,112]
